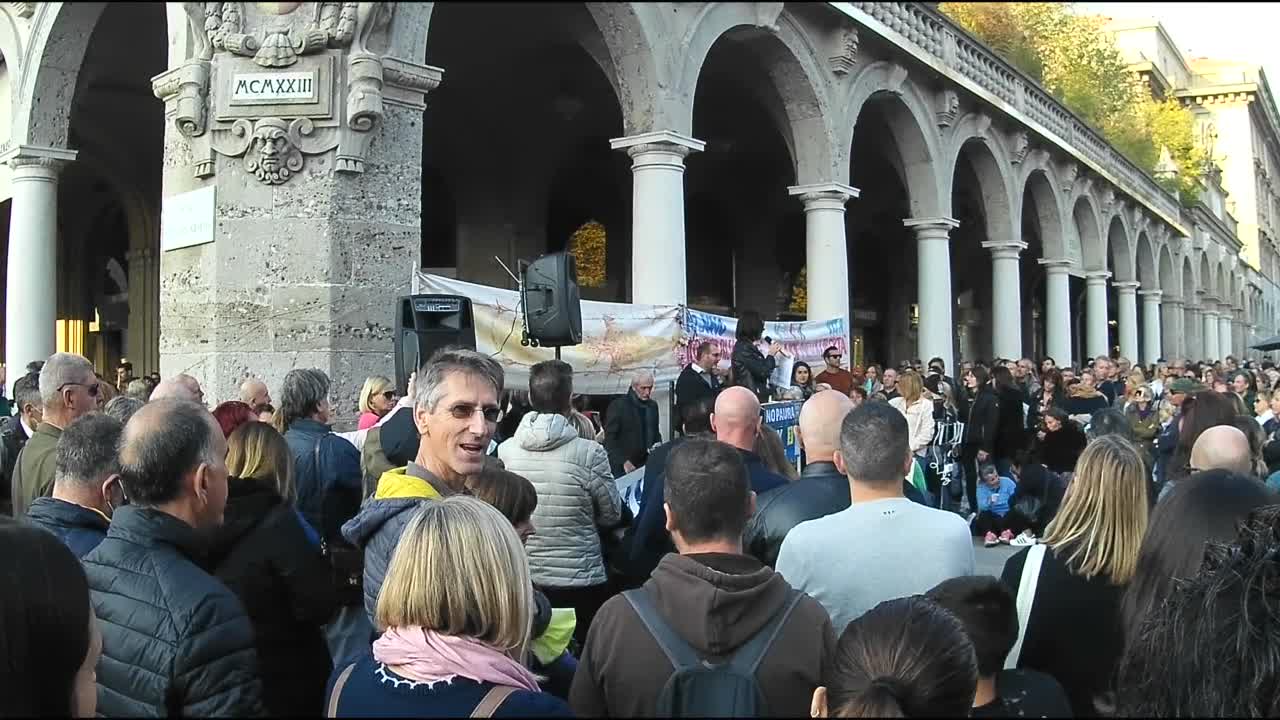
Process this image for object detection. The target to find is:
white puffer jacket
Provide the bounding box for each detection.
[890,396,938,455]
[498,412,621,588]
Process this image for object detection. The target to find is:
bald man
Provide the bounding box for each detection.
[238,378,271,410]
[744,390,854,566]
[1160,424,1255,503]
[712,386,788,497]
[151,374,205,405]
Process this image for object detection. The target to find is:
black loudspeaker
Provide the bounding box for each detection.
[522,251,582,347]
[393,294,476,392]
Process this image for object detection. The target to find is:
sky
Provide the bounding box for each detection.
[1077,2,1280,87]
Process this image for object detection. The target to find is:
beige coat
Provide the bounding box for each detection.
[890,396,938,455]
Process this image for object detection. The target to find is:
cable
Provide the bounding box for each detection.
[491,296,523,359]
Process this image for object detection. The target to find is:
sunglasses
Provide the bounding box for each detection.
[58,381,99,398]
[380,391,395,401]
[826,354,842,361]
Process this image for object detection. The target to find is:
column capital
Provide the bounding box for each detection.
[1113,281,1141,293]
[1038,257,1074,272]
[609,130,706,158]
[903,216,960,233]
[1139,289,1164,301]
[981,240,1027,259]
[1163,296,1183,308]
[0,144,77,174]
[1085,271,1112,285]
[788,182,859,206]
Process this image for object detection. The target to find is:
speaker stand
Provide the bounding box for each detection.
[555,346,562,360]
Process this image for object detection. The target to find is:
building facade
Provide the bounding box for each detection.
[0,2,1271,413]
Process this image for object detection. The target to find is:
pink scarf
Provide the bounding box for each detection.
[372,626,541,693]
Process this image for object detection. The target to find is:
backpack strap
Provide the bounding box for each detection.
[623,589,704,671]
[326,662,357,717]
[727,588,804,675]
[470,685,516,718]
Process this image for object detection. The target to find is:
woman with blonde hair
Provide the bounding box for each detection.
[210,421,336,716]
[357,375,396,430]
[325,496,571,716]
[999,435,1148,717]
[890,371,937,473]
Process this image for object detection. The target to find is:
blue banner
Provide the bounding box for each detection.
[762,400,804,468]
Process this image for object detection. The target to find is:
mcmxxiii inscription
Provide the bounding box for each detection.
[231,72,317,103]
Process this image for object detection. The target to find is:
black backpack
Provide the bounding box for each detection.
[623,586,803,717]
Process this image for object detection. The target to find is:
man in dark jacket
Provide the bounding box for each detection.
[1155,378,1202,493]
[713,387,789,495]
[26,413,124,557]
[605,372,661,477]
[571,438,835,717]
[745,390,854,567]
[674,341,723,431]
[0,371,41,515]
[82,399,265,717]
[12,352,98,516]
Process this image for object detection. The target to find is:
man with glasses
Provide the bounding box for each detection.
[11,352,99,516]
[815,345,854,396]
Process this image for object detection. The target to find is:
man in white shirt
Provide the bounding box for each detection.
[776,401,975,632]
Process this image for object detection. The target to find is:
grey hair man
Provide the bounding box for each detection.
[104,395,146,426]
[82,399,265,717]
[11,352,98,516]
[238,377,271,409]
[776,401,975,632]
[26,413,125,557]
[604,370,661,477]
[151,373,205,404]
[124,377,152,402]
[342,347,504,624]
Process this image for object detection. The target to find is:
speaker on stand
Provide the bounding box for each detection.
[520,251,583,359]
[392,294,476,393]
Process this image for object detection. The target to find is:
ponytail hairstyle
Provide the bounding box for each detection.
[822,596,978,717]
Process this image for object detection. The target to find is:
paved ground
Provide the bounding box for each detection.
[974,536,1022,578]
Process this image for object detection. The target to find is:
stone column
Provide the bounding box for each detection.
[1203,305,1221,361]
[1219,303,1234,359]
[982,240,1026,361]
[1140,290,1162,363]
[1161,297,1183,360]
[1085,271,1111,359]
[904,217,960,371]
[126,245,161,375]
[1,145,76,389]
[1115,281,1140,362]
[611,131,705,305]
[789,183,859,353]
[1039,258,1073,366]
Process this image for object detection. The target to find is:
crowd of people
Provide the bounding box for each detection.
[0,337,1278,718]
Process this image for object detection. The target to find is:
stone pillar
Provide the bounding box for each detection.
[1085,271,1111,359]
[610,131,705,305]
[1039,258,1073,366]
[126,245,161,375]
[1203,306,1221,361]
[1219,304,1234,359]
[1140,289,1162,364]
[2,146,76,389]
[1161,297,1183,360]
[1115,281,1140,362]
[904,217,960,371]
[982,240,1026,361]
[152,20,443,417]
[789,183,859,353]
[1184,303,1200,361]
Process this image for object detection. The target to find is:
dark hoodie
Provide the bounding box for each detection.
[208,478,336,717]
[569,552,835,717]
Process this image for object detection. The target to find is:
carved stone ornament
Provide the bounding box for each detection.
[201,1,392,67]
[9,2,34,19]
[829,26,859,76]
[1060,163,1080,193]
[936,89,959,127]
[1010,131,1030,164]
[753,2,784,33]
[212,117,333,184]
[1100,187,1116,215]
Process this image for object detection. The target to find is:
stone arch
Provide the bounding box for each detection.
[1135,232,1157,289]
[942,114,1017,243]
[1072,195,1105,272]
[13,2,111,149]
[0,5,25,75]
[1018,157,1066,258]
[677,4,841,184]
[1217,263,1230,302]
[1158,243,1175,297]
[843,62,944,217]
[1107,214,1134,281]
[1200,253,1215,298]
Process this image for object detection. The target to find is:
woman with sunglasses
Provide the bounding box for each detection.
[357,376,396,430]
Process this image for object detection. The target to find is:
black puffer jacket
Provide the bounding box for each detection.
[744,461,850,568]
[208,478,336,717]
[82,506,265,717]
[963,387,1000,456]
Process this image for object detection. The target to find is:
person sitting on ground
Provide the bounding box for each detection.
[26,414,125,558]
[326,497,571,717]
[12,353,99,517]
[971,464,1027,547]
[926,576,1072,719]
[150,373,205,404]
[1000,435,1149,717]
[810,595,978,718]
[1116,505,1280,717]
[0,518,103,718]
[1035,407,1087,475]
[103,395,145,425]
[712,387,790,495]
[497,359,621,646]
[1002,451,1066,543]
[82,399,265,717]
[776,402,975,633]
[571,438,836,717]
[745,390,855,567]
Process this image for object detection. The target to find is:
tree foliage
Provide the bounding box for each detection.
[940,2,1208,206]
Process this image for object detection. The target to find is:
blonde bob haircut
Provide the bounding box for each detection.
[358,375,394,415]
[226,421,296,502]
[1041,434,1148,585]
[898,371,924,405]
[375,495,533,659]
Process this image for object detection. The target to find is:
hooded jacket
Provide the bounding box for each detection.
[498,412,621,588]
[208,478,336,716]
[569,552,835,718]
[25,496,109,558]
[341,464,448,622]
